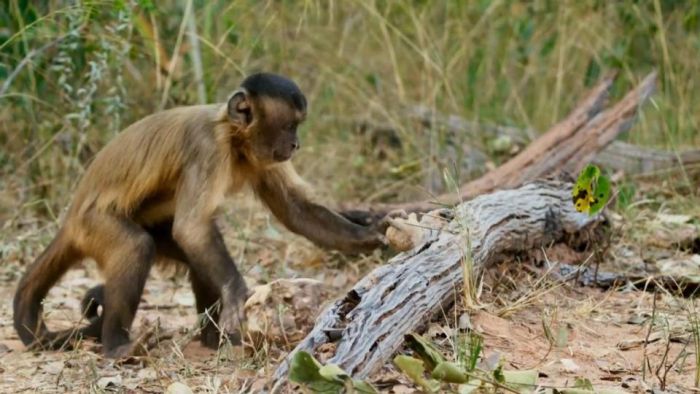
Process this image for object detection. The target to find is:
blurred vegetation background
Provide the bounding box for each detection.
[1,0,699,223]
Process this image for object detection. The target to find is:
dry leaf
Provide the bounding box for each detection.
[137,367,157,380]
[96,375,122,389]
[41,361,64,375]
[560,358,580,373]
[166,382,194,394]
[656,213,693,224]
[244,278,329,346]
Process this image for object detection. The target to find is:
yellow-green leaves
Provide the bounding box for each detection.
[395,333,538,393]
[394,355,442,392]
[405,333,447,371]
[288,351,377,393]
[572,164,612,215]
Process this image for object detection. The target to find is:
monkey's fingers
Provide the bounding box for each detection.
[386,209,409,219]
[372,209,409,235]
[339,209,385,226]
[109,328,159,362]
[384,213,427,252]
[219,301,247,346]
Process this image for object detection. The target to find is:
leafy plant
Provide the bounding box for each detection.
[394,333,537,393]
[572,164,613,216]
[288,351,377,394]
[395,333,631,393]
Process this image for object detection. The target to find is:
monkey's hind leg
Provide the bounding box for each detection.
[81,215,155,358]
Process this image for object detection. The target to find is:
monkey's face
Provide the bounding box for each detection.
[229,95,305,165]
[253,99,304,163]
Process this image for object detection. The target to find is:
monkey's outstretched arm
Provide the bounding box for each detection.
[254,164,385,253]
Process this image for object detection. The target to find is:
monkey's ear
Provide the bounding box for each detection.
[227,89,253,126]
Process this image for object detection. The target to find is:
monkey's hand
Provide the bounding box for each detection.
[339,208,388,227]
[365,209,409,248]
[384,209,451,251]
[219,283,249,346]
[373,209,409,233]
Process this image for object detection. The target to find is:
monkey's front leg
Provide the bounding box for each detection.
[173,221,249,346]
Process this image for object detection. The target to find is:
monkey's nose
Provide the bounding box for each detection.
[291,141,299,150]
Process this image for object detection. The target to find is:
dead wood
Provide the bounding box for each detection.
[405,105,533,145]
[550,263,700,297]
[596,141,700,176]
[342,72,657,222]
[271,179,601,388]
[405,108,700,177]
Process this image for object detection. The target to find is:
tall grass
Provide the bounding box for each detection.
[1,0,699,222]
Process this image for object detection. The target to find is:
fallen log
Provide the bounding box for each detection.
[341,72,657,223]
[408,109,700,176]
[360,100,699,186]
[271,179,601,389]
[405,104,533,146]
[549,262,700,297]
[408,107,700,178]
[596,141,700,176]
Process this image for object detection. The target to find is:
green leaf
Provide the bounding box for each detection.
[588,174,611,215]
[572,165,599,213]
[432,362,469,383]
[458,380,483,394]
[405,333,446,372]
[572,164,613,215]
[493,363,505,383]
[288,351,343,393]
[394,355,441,393]
[289,351,323,383]
[503,369,538,392]
[573,377,594,390]
[503,370,538,385]
[579,164,601,183]
[289,352,378,394]
[318,364,348,382]
[488,135,513,154]
[351,379,379,394]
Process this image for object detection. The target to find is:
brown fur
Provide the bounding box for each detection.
[13,74,385,358]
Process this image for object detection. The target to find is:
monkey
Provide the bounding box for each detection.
[13,73,391,358]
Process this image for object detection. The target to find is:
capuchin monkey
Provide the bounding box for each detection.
[13,73,390,358]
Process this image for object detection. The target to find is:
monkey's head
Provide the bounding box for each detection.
[227,73,307,166]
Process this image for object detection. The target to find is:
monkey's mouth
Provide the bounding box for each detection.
[273,150,293,162]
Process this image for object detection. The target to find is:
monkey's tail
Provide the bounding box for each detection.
[12,228,97,349]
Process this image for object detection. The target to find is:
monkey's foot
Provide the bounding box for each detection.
[199,325,224,349]
[104,342,139,359]
[219,303,247,347]
[103,329,155,359]
[198,328,243,349]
